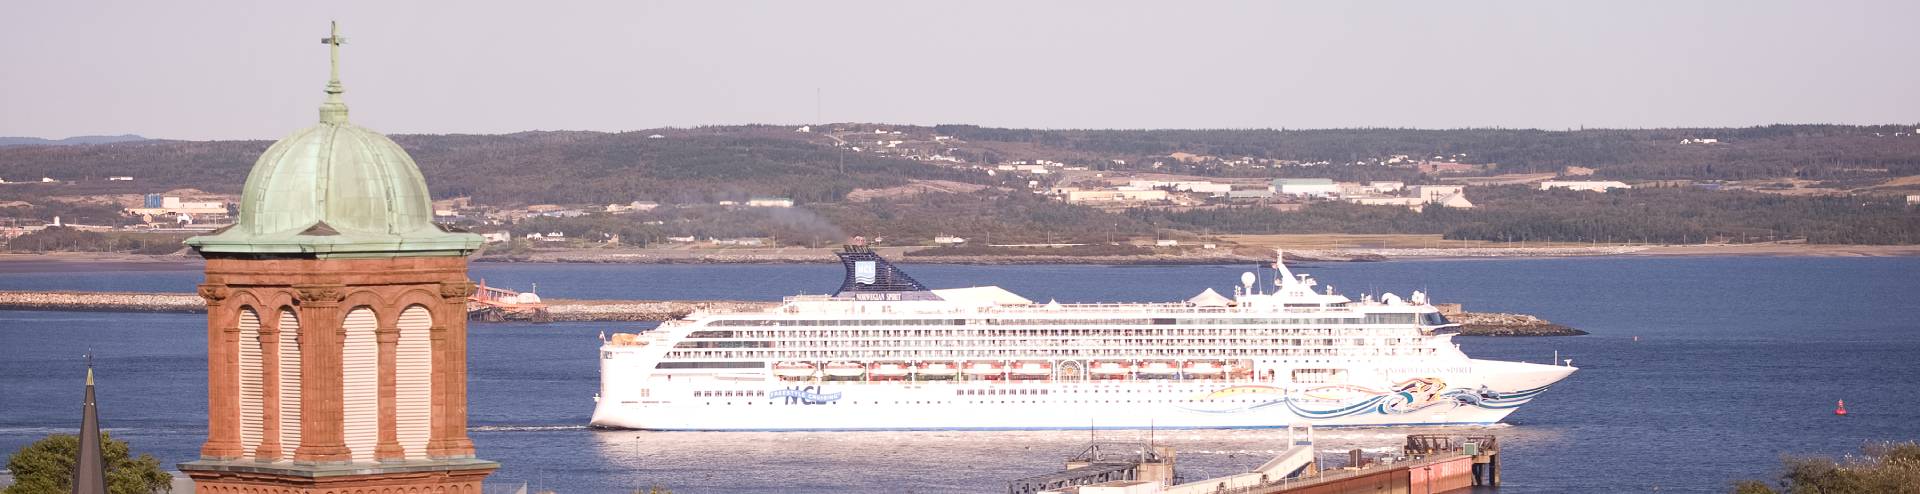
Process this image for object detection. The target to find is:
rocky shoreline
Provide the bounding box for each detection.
[1436,303,1586,336]
[0,290,1584,336]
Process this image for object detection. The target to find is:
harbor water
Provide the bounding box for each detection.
[2,256,1917,493]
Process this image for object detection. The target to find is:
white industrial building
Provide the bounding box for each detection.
[1540,181,1631,192]
[1271,178,1340,197]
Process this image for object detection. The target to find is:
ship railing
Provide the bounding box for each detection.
[980,305,1348,315]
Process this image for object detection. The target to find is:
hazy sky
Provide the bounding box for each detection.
[3,1,1917,140]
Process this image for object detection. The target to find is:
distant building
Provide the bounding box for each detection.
[1367,181,1405,192]
[1680,138,1720,144]
[794,125,811,133]
[934,235,967,245]
[1907,194,1920,206]
[480,231,511,243]
[1271,178,1339,197]
[125,195,229,218]
[1225,189,1274,200]
[1435,193,1475,209]
[1540,180,1631,192]
[1347,196,1427,209]
[108,176,133,181]
[746,197,794,208]
[1346,191,1473,212]
[1057,188,1169,203]
[606,200,660,213]
[1410,185,1467,202]
[1414,161,1483,174]
[1154,239,1179,247]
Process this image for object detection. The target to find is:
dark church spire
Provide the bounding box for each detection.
[72,357,106,494]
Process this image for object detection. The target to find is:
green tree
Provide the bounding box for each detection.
[1732,441,1920,494]
[3,432,171,494]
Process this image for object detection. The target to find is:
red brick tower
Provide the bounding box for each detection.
[177,22,496,493]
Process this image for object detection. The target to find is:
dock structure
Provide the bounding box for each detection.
[1405,434,1501,488]
[466,280,550,322]
[1023,428,1501,494]
[1009,442,1176,494]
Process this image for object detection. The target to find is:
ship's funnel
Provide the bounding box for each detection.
[834,244,928,295]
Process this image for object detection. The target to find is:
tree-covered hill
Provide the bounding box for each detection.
[0,126,983,205]
[933,124,1920,180]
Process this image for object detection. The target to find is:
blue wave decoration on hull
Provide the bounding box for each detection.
[1178,383,1556,418]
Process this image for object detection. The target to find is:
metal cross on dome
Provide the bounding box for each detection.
[321,21,347,89]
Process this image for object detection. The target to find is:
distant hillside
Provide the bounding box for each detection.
[928,124,1920,181]
[0,127,988,205]
[0,134,146,147]
[1,124,1916,246]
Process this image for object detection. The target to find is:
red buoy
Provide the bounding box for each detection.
[1835,400,1848,416]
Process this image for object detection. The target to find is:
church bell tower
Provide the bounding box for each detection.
[178,22,497,493]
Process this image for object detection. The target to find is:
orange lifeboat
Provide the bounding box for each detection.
[824,362,865,379]
[1089,361,1133,379]
[772,361,816,380]
[1184,360,1225,377]
[1137,361,1180,377]
[869,362,913,379]
[918,361,960,379]
[963,361,1005,379]
[1010,361,1052,379]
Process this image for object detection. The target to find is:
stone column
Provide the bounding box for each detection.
[429,281,477,458]
[374,320,404,461]
[255,314,283,460]
[196,284,243,459]
[293,284,351,463]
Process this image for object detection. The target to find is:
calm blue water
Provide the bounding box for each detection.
[2,257,1918,493]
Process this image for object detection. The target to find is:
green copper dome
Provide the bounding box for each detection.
[187,23,480,258]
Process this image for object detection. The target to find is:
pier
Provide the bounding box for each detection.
[1017,429,1501,494]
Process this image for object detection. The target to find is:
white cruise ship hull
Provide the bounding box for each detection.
[591,246,1580,432]
[590,359,1574,431]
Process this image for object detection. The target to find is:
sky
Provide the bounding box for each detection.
[2,0,1917,141]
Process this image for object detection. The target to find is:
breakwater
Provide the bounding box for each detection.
[542,300,775,321]
[0,290,205,313]
[0,290,771,322]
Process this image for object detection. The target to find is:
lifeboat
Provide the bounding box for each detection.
[963,361,1005,378]
[1183,360,1226,377]
[1010,361,1052,379]
[1137,361,1180,376]
[773,362,816,379]
[1089,361,1133,378]
[869,362,914,378]
[824,362,866,378]
[918,361,960,378]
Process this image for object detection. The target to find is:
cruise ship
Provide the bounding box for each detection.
[590,244,1577,431]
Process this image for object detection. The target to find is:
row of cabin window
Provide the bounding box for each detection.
[675,337,1419,349]
[697,315,1425,330]
[668,346,1435,354]
[688,327,1422,340]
